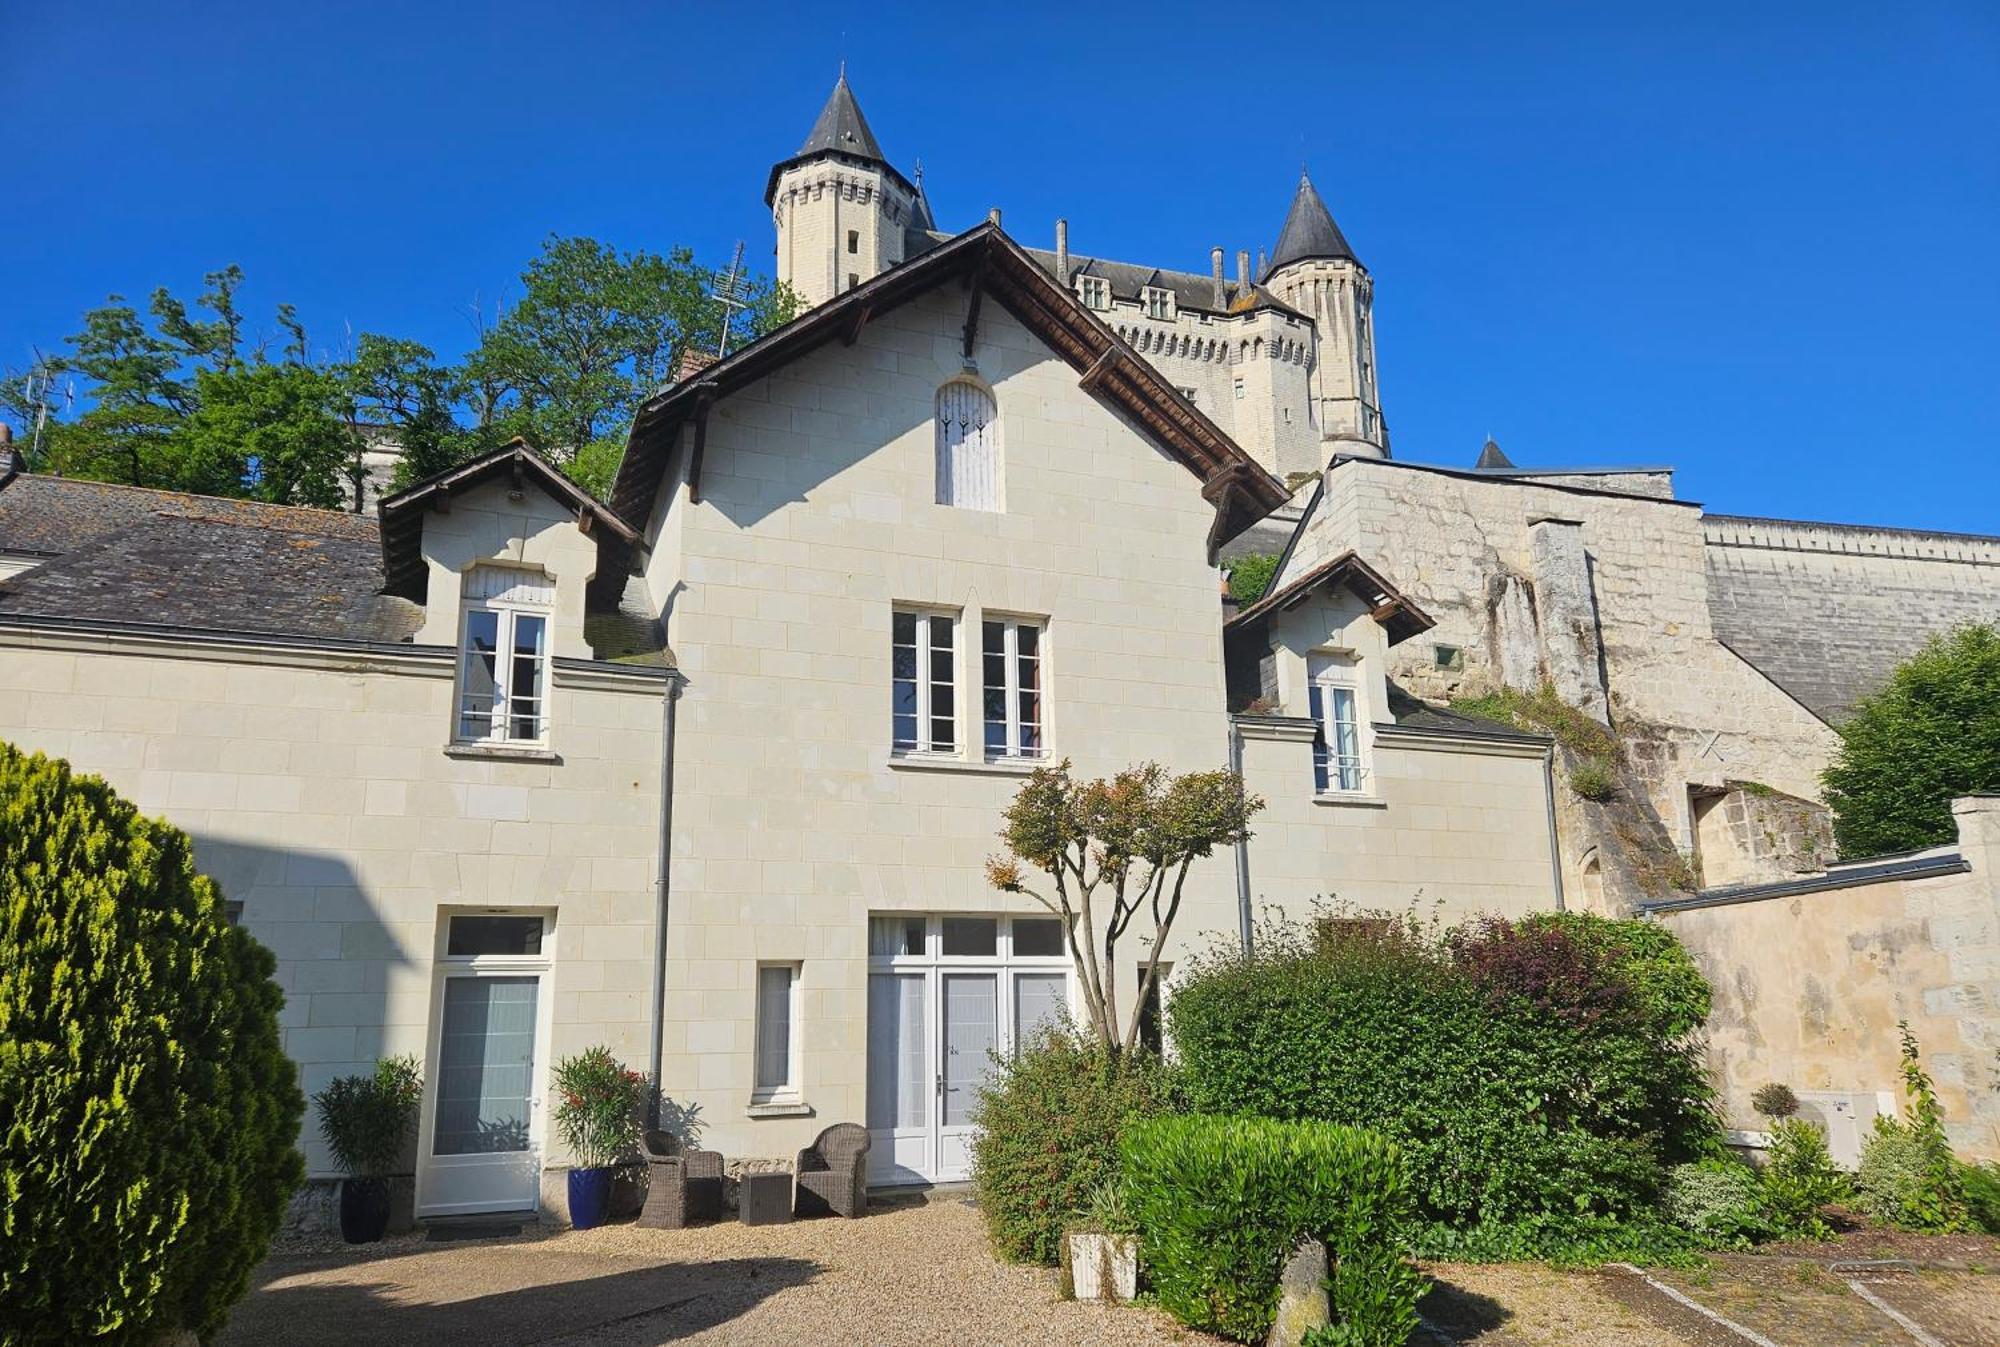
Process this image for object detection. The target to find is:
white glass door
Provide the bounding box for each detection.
[421,973,543,1215]
[937,973,998,1180]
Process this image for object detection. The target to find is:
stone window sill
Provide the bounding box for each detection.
[1313,792,1387,810]
[444,742,562,765]
[886,753,1043,777]
[746,1097,815,1120]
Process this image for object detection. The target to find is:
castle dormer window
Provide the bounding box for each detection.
[455,566,553,745]
[935,380,1000,511]
[1077,276,1110,311]
[1143,287,1174,321]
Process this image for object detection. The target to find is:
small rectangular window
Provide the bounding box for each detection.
[1011,917,1065,958]
[941,917,997,957]
[892,609,957,754]
[1143,287,1173,320]
[456,571,552,745]
[847,230,859,254]
[755,964,797,1093]
[869,915,927,957]
[848,272,860,291]
[1233,378,1245,401]
[1308,657,1365,794]
[1078,276,1109,310]
[446,914,545,957]
[982,617,1046,760]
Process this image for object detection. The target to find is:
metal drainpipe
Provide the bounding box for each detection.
[1228,718,1255,955]
[646,672,684,1128]
[1543,744,1566,911]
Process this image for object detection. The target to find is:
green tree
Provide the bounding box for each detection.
[0,743,303,1343]
[179,360,353,506]
[467,235,796,467]
[987,760,1264,1058]
[1822,625,2000,857]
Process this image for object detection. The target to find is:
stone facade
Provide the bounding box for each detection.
[1651,798,2000,1163]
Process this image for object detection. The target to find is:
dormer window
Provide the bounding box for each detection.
[1308,653,1366,794]
[456,566,553,745]
[1077,276,1110,310]
[1143,287,1174,321]
[935,381,1000,511]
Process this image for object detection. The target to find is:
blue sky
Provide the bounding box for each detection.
[5,1,1996,531]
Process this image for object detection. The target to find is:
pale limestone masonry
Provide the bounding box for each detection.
[0,488,667,1188]
[1705,515,2000,723]
[1278,457,1840,902]
[630,288,1555,1167]
[1651,797,2000,1162]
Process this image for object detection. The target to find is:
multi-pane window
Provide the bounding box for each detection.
[893,609,957,754]
[755,963,798,1095]
[1308,656,1364,793]
[1078,276,1110,310]
[982,617,1045,760]
[456,568,552,744]
[1143,287,1172,320]
[935,381,1000,511]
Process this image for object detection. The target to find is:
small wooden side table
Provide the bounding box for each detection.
[738,1171,793,1226]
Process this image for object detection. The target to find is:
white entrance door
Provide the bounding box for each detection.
[866,914,1071,1185]
[418,913,552,1217]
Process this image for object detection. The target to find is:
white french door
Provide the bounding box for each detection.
[417,913,553,1217]
[866,914,1071,1185]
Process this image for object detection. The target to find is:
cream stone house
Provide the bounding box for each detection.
[0,223,1556,1212]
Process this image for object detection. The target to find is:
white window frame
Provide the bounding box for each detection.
[1308,654,1368,795]
[892,607,959,757]
[981,615,1047,762]
[754,961,803,1102]
[454,569,553,746]
[1077,276,1110,310]
[1143,286,1174,321]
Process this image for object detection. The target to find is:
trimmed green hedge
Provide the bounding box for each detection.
[0,744,303,1344]
[1167,911,1720,1257]
[1122,1114,1424,1345]
[969,1028,1175,1263]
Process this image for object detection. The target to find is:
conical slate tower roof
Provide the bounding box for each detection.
[797,74,885,163]
[1265,170,1358,277]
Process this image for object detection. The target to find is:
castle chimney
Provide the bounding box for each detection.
[1211,248,1226,307]
[0,423,21,478]
[1237,250,1251,295]
[674,348,719,384]
[1056,219,1069,283]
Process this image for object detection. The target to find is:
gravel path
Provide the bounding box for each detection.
[220,1194,1208,1347]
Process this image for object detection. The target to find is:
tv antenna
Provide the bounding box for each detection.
[710,241,752,357]
[20,354,70,469]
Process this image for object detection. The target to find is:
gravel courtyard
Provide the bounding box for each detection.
[218,1193,1202,1347]
[220,1198,2000,1347]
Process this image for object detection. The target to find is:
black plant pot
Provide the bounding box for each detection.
[339,1176,391,1244]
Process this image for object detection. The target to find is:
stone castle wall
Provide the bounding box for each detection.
[1705,515,2000,723]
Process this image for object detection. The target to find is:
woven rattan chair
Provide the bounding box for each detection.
[793,1123,871,1219]
[638,1129,723,1229]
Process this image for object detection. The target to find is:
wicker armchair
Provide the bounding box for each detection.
[638,1128,723,1229]
[793,1123,871,1219]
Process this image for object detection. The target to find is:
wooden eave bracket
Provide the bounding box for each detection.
[961,255,988,360]
[684,385,718,505]
[1077,345,1122,393]
[842,301,873,347]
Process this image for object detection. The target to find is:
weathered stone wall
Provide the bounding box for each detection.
[1652,797,2000,1162]
[1705,515,2000,724]
[1281,459,1839,899]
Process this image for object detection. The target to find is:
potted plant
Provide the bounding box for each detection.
[552,1046,648,1230]
[1067,1179,1139,1303]
[313,1055,423,1244]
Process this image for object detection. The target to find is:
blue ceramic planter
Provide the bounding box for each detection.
[567,1166,614,1230]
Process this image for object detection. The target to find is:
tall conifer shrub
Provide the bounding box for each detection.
[0,744,303,1344]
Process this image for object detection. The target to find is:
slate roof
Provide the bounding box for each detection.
[1265,170,1359,275]
[1474,437,1515,470]
[796,74,885,162]
[1383,683,1545,741]
[0,484,422,644]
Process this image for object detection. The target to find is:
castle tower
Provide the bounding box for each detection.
[1262,171,1388,460]
[766,74,924,310]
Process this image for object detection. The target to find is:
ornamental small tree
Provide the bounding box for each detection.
[0,743,303,1345]
[1822,624,2000,858]
[986,760,1263,1060]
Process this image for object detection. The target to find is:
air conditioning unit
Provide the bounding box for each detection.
[1793,1090,1894,1169]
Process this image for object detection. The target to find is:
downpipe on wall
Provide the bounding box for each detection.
[1544,745,1565,911]
[647,673,685,1128]
[1228,718,1255,955]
